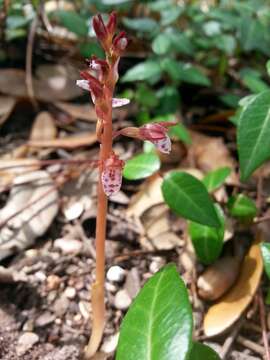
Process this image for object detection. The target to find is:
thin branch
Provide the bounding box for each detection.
[258,289,270,360]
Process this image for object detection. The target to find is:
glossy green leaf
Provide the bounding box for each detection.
[122,61,161,83]
[122,17,159,33]
[123,153,160,180]
[162,171,220,227]
[152,33,172,55]
[189,205,225,265]
[237,90,270,181]
[116,264,193,360]
[57,11,88,37]
[227,194,257,220]
[260,243,270,280]
[202,167,231,192]
[189,342,221,360]
[177,63,211,86]
[169,123,192,145]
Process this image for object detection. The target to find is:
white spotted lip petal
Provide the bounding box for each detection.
[153,135,171,154]
[101,167,123,197]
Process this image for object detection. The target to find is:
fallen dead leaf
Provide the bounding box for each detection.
[30,112,57,141]
[0,67,82,102]
[55,101,97,122]
[190,131,237,181]
[127,174,164,218]
[203,234,263,336]
[0,96,16,126]
[0,158,41,190]
[0,170,59,260]
[28,131,97,149]
[197,256,241,301]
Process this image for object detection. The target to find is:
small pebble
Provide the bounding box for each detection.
[101,333,119,354]
[79,301,90,320]
[106,266,126,283]
[64,287,76,299]
[16,332,39,356]
[46,275,61,291]
[54,295,69,316]
[54,238,82,254]
[35,312,55,327]
[114,289,132,310]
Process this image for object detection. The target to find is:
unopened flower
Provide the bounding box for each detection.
[78,71,103,103]
[112,31,128,56]
[101,153,124,197]
[92,12,117,51]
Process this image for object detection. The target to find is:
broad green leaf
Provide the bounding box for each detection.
[241,73,269,93]
[160,6,183,26]
[167,32,194,56]
[189,205,225,265]
[122,61,161,83]
[79,42,104,58]
[202,167,231,192]
[260,243,270,280]
[227,194,257,220]
[116,264,193,360]
[152,33,172,55]
[135,84,158,108]
[162,171,220,227]
[189,342,221,360]
[219,94,241,108]
[122,17,159,33]
[237,90,270,181]
[56,11,88,37]
[267,60,270,77]
[169,123,191,145]
[123,153,160,180]
[177,63,211,86]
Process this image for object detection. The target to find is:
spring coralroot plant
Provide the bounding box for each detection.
[76,12,176,358]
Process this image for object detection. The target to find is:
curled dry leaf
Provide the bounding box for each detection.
[30,112,57,141]
[0,171,59,260]
[127,174,164,218]
[197,256,241,301]
[0,67,82,103]
[0,158,41,191]
[28,132,97,149]
[203,235,263,337]
[190,131,237,181]
[55,102,97,122]
[0,96,16,126]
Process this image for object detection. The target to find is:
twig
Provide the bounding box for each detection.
[236,335,265,356]
[26,14,38,108]
[220,318,245,359]
[0,158,99,171]
[258,289,270,360]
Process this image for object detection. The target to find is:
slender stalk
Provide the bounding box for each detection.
[84,90,113,358]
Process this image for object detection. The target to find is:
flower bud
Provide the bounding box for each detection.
[79,71,103,101]
[92,14,107,42]
[112,31,128,55]
[101,153,124,197]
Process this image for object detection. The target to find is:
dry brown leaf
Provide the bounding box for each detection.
[190,131,237,181]
[0,96,16,126]
[55,102,97,122]
[28,132,97,149]
[0,67,82,102]
[197,256,241,301]
[30,112,57,141]
[203,235,263,336]
[0,171,59,260]
[0,158,41,190]
[127,174,164,218]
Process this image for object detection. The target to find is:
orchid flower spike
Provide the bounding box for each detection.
[101,153,125,197]
[117,122,177,154]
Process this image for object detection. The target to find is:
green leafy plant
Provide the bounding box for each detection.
[116,264,221,360]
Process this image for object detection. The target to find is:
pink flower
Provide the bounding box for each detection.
[117,122,176,154]
[101,153,124,197]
